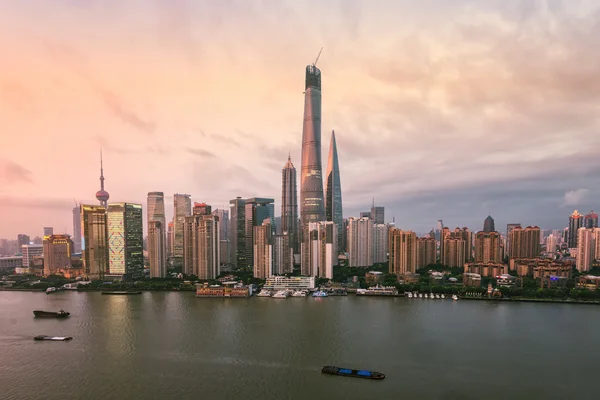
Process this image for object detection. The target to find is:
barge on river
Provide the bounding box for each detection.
[321,366,385,380]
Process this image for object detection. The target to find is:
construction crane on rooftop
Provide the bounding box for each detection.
[313,47,323,67]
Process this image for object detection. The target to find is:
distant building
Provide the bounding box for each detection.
[545,234,558,254]
[183,212,220,279]
[173,194,192,266]
[389,229,417,276]
[303,221,337,279]
[371,205,384,225]
[253,218,273,279]
[568,210,584,248]
[442,238,465,268]
[17,234,30,248]
[107,202,144,278]
[372,224,389,264]
[229,197,246,268]
[282,155,299,254]
[81,204,109,280]
[245,198,275,271]
[273,233,293,275]
[72,205,82,253]
[325,131,343,253]
[43,227,54,237]
[148,220,165,278]
[474,231,502,263]
[584,210,598,229]
[43,234,73,276]
[167,220,174,259]
[21,244,43,269]
[508,226,541,259]
[576,228,596,273]
[416,237,436,269]
[347,217,373,267]
[213,209,230,265]
[505,223,521,255]
[483,216,495,233]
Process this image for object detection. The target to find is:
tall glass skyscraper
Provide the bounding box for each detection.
[173,193,191,266]
[107,203,144,278]
[281,155,298,253]
[325,130,342,252]
[81,204,109,280]
[147,192,166,274]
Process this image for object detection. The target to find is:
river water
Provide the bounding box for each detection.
[0,291,597,400]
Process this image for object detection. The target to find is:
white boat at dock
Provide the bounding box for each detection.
[292,290,308,297]
[272,290,290,299]
[257,290,272,297]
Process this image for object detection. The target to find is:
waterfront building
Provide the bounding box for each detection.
[388,228,417,276]
[173,193,192,266]
[229,197,246,268]
[474,231,502,263]
[81,204,109,280]
[372,224,389,264]
[325,131,343,251]
[42,234,73,276]
[253,218,273,279]
[148,220,165,278]
[303,221,337,278]
[576,228,596,273]
[464,262,509,277]
[273,233,293,275]
[245,198,275,269]
[95,151,110,207]
[21,244,43,269]
[483,216,495,233]
[106,203,143,278]
[442,238,465,268]
[568,210,584,248]
[347,217,373,267]
[585,210,599,229]
[281,155,299,254]
[463,273,482,287]
[183,210,220,279]
[0,256,22,269]
[416,237,436,269]
[195,283,252,298]
[147,191,167,273]
[43,227,54,237]
[262,276,316,291]
[72,205,82,253]
[508,226,541,259]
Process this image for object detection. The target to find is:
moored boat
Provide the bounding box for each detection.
[101,291,142,295]
[34,335,73,341]
[321,366,385,380]
[452,294,459,301]
[272,290,290,299]
[292,290,308,297]
[46,287,57,294]
[441,294,445,299]
[356,285,398,296]
[33,310,70,318]
[257,290,272,297]
[312,290,328,298]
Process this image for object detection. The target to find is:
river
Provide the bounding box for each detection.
[0,291,597,399]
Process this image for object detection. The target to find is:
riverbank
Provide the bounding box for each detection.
[459,296,600,305]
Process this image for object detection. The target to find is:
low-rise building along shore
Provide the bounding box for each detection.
[195,282,253,298]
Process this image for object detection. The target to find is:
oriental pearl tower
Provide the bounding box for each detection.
[95,150,110,207]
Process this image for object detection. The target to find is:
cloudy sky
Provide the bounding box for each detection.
[1,0,599,239]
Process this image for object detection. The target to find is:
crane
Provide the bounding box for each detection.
[313,47,323,67]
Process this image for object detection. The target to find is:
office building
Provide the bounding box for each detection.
[245,198,275,268]
[229,197,246,268]
[585,210,598,229]
[325,131,343,251]
[273,233,293,275]
[282,155,299,253]
[72,205,82,253]
[360,211,371,219]
[21,244,43,269]
[183,212,220,279]
[107,203,144,278]
[508,226,541,259]
[148,220,165,278]
[372,224,389,264]
[303,221,337,278]
[253,218,273,279]
[167,220,174,259]
[347,217,373,267]
[81,204,109,280]
[17,234,30,249]
[568,210,584,248]
[43,227,54,237]
[474,231,502,263]
[389,229,417,276]
[43,234,73,276]
[416,237,436,269]
[483,216,495,233]
[212,209,230,265]
[371,202,384,225]
[576,228,596,272]
[172,193,191,266]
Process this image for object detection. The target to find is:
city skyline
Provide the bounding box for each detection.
[2,1,600,238]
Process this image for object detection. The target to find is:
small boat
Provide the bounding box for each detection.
[418,293,423,298]
[272,290,289,299]
[441,294,445,299]
[292,290,308,297]
[101,291,142,295]
[257,290,272,297]
[452,294,459,301]
[33,310,70,318]
[435,294,440,299]
[46,287,57,294]
[424,293,428,299]
[407,292,413,298]
[34,335,73,341]
[322,366,385,380]
[312,290,328,297]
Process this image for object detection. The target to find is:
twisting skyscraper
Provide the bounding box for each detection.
[325,130,342,252]
[281,155,298,253]
[300,56,325,273]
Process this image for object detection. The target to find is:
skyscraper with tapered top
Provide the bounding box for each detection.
[325,130,343,252]
[281,154,298,254]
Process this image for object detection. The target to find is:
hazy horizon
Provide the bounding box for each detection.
[1,0,599,239]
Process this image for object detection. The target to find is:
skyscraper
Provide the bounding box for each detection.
[253,218,273,279]
[43,234,73,276]
[416,237,436,269]
[442,238,465,268]
[347,217,373,267]
[17,234,30,249]
[173,193,191,266]
[95,151,110,207]
[81,204,109,280]
[508,226,541,259]
[584,210,598,229]
[372,224,389,264]
[212,209,230,265]
[304,221,337,279]
[568,210,584,248]
[183,212,220,279]
[107,203,144,278]
[389,229,417,276]
[72,204,82,253]
[474,231,501,263]
[506,223,521,256]
[300,59,325,234]
[147,191,167,272]
[325,130,343,251]
[229,197,246,268]
[245,198,275,268]
[370,200,384,225]
[576,228,595,272]
[281,155,299,254]
[273,233,293,275]
[483,216,495,233]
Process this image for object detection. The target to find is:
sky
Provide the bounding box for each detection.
[1,0,600,239]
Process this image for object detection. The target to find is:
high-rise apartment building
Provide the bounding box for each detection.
[229,197,246,268]
[416,237,436,269]
[81,204,109,280]
[546,234,557,254]
[147,192,167,273]
[106,203,143,278]
[148,220,165,278]
[43,234,73,276]
[273,233,293,275]
[584,210,598,229]
[347,217,373,267]
[183,212,220,279]
[253,218,273,279]
[474,231,502,263]
[325,131,343,252]
[505,223,521,256]
[568,210,584,248]
[173,194,191,266]
[303,221,337,279]
[576,228,596,272]
[72,205,82,253]
[43,227,54,237]
[282,155,299,254]
[372,224,389,264]
[483,216,495,233]
[594,228,600,261]
[508,226,541,259]
[389,229,417,276]
[442,238,466,268]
